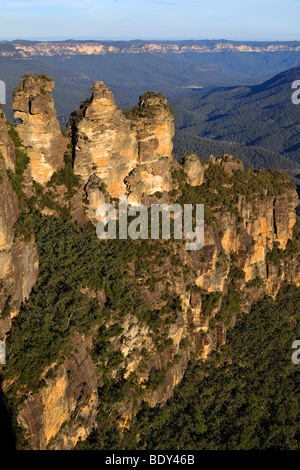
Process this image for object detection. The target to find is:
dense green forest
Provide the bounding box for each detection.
[77,284,300,450]
[3,156,299,449]
[170,66,300,174]
[2,49,300,126]
[173,130,300,176]
[1,62,300,448]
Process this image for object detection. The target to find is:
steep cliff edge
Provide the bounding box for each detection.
[3,40,300,57]
[0,78,299,450]
[68,83,175,219]
[13,75,67,188]
[18,333,98,450]
[0,111,38,336]
[0,110,16,173]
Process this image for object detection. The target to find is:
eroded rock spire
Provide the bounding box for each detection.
[13,74,67,186]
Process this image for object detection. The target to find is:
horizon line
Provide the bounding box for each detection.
[1,37,300,43]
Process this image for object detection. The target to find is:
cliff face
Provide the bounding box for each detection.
[0,155,19,294]
[3,41,300,57]
[19,334,98,450]
[69,83,175,218]
[125,92,175,203]
[110,176,299,398]
[0,112,16,172]
[13,75,67,187]
[0,119,38,336]
[1,77,300,450]
[70,82,139,198]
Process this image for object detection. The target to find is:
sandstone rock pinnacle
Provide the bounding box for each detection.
[13,74,67,185]
[69,84,175,215]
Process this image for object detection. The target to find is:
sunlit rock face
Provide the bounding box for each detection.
[204,154,244,176]
[18,334,98,450]
[70,81,139,199]
[13,75,67,186]
[182,153,204,186]
[69,83,175,214]
[218,190,298,287]
[0,112,16,172]
[0,135,38,337]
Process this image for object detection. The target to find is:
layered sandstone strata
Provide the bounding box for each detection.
[69,83,175,216]
[0,111,16,172]
[0,150,38,336]
[19,334,98,450]
[182,152,204,186]
[13,74,67,186]
[7,41,300,58]
[70,81,138,197]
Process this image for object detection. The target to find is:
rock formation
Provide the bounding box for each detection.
[19,334,98,450]
[204,154,244,175]
[0,77,300,450]
[3,40,300,58]
[0,111,16,172]
[182,152,204,186]
[68,83,175,218]
[13,74,67,186]
[0,116,38,336]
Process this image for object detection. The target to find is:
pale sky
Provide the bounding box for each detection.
[0,0,299,41]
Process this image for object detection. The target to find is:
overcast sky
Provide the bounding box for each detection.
[0,0,299,41]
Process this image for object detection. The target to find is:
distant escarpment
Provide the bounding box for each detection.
[2,40,300,58]
[0,75,300,450]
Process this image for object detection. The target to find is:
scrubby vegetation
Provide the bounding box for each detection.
[4,211,183,404]
[171,159,295,227]
[124,91,174,120]
[78,284,300,450]
[6,126,33,242]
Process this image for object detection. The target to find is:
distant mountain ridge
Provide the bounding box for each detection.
[2,39,300,57]
[2,40,300,127]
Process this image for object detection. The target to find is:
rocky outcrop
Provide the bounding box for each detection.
[182,152,204,186]
[236,190,298,284]
[13,75,67,186]
[0,113,38,337]
[1,77,300,450]
[0,159,38,337]
[18,333,98,450]
[204,154,244,175]
[125,92,175,203]
[70,81,138,196]
[69,84,175,216]
[0,111,15,172]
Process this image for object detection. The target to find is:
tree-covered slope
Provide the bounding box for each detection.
[78,284,300,450]
[171,66,300,173]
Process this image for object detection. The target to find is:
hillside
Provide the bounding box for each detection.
[171,67,300,174]
[0,75,299,450]
[2,40,300,126]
